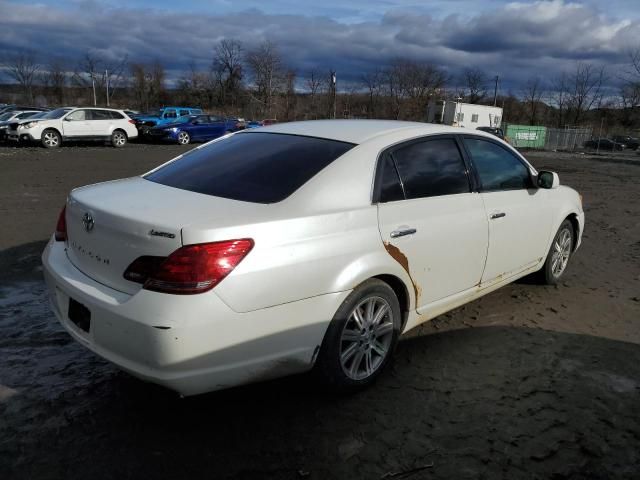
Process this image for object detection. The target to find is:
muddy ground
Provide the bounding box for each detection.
[0,142,639,479]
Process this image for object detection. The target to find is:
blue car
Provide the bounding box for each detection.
[134,106,203,135]
[146,115,239,144]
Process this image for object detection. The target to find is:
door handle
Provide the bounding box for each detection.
[490,212,506,219]
[390,228,417,238]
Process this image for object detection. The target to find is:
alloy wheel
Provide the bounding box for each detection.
[551,227,572,277]
[178,132,190,144]
[339,296,394,381]
[43,132,59,147]
[113,132,126,146]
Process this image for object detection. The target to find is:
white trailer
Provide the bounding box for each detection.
[426,100,503,129]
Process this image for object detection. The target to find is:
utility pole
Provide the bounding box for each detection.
[91,73,97,106]
[331,70,337,119]
[105,69,109,107]
[493,75,499,107]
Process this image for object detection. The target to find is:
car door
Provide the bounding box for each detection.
[62,109,91,137]
[376,136,489,309]
[202,116,226,140]
[189,115,210,140]
[88,109,115,136]
[461,135,553,284]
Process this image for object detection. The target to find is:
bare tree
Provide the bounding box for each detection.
[3,52,40,103]
[71,52,128,106]
[550,72,570,127]
[566,62,605,125]
[130,61,166,112]
[362,69,384,118]
[43,59,67,105]
[462,67,487,104]
[284,70,297,121]
[305,69,322,119]
[246,41,285,117]
[213,39,244,108]
[522,77,545,125]
[384,59,448,120]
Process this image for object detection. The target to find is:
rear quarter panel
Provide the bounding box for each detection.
[182,207,414,314]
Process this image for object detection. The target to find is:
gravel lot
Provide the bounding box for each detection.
[1,142,639,479]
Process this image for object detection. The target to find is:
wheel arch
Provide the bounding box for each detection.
[566,213,580,251]
[41,126,62,138]
[372,274,411,330]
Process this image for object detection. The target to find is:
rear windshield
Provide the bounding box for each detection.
[145,132,355,203]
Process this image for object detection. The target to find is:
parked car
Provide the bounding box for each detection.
[476,126,505,140]
[147,115,241,144]
[611,135,639,150]
[42,120,584,396]
[0,105,48,115]
[584,138,625,151]
[261,118,278,126]
[134,106,203,135]
[0,110,44,141]
[7,107,138,148]
[246,120,262,129]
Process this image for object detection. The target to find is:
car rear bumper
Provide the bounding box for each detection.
[42,238,344,395]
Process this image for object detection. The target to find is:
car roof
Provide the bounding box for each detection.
[255,119,493,145]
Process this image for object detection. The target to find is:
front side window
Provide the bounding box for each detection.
[66,110,87,121]
[164,110,177,119]
[145,132,355,203]
[391,138,470,200]
[464,137,532,191]
[179,110,190,116]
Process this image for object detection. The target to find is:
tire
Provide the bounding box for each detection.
[111,130,127,148]
[538,219,574,285]
[41,129,61,149]
[177,131,190,145]
[315,279,401,391]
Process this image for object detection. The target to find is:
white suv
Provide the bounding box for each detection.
[8,107,138,148]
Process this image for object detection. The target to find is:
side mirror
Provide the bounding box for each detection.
[537,170,560,189]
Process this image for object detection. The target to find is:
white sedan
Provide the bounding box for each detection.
[42,120,584,395]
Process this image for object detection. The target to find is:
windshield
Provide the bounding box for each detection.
[30,112,47,119]
[42,108,71,119]
[0,112,13,121]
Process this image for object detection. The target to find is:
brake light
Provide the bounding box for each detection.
[55,205,67,241]
[124,239,254,294]
[128,119,136,124]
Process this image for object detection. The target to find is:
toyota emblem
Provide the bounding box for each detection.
[82,212,95,232]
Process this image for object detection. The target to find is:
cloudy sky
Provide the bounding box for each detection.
[1,0,639,91]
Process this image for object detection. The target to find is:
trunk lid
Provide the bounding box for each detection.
[65,176,273,294]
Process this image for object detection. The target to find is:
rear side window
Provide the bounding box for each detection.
[110,111,124,119]
[145,132,355,203]
[179,110,190,116]
[391,138,470,199]
[376,154,404,203]
[90,110,112,120]
[464,137,531,191]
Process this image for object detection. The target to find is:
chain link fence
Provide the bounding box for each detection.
[504,124,593,151]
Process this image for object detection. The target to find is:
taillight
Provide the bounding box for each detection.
[123,239,254,295]
[55,205,67,241]
[128,119,136,125]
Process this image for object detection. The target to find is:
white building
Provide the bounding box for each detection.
[426,100,503,128]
